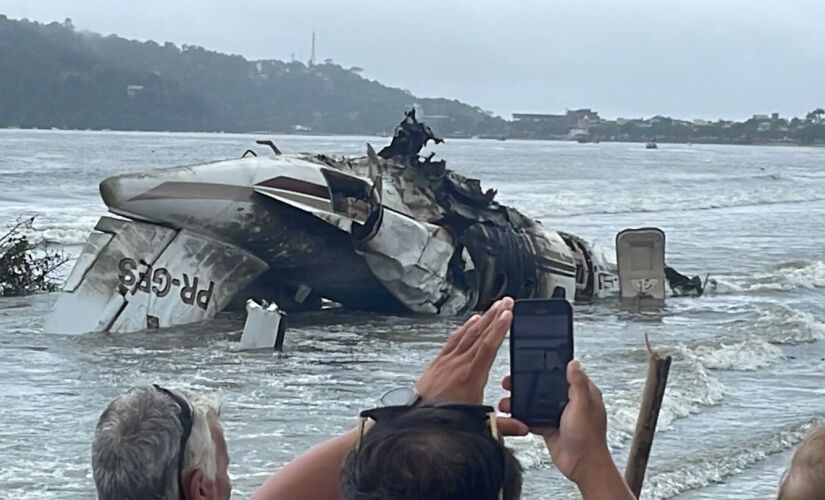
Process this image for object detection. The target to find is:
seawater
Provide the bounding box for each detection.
[0,129,823,500]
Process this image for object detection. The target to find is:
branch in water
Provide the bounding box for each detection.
[0,216,69,296]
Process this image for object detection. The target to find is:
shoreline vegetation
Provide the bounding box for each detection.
[1,15,824,146]
[506,108,825,147]
[0,217,67,297]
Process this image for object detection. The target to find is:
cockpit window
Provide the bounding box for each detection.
[322,169,372,223]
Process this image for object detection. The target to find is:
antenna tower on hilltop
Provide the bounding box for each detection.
[309,32,316,66]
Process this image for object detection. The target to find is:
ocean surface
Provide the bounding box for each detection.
[1,129,823,499]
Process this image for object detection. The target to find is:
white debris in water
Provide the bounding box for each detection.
[240,299,286,350]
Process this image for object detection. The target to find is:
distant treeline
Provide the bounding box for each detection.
[586,111,825,146]
[509,109,825,145]
[0,15,504,136]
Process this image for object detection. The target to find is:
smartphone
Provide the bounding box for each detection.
[509,299,574,427]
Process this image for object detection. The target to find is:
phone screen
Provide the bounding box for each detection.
[509,299,573,426]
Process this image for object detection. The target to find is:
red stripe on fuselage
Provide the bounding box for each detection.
[256,176,330,199]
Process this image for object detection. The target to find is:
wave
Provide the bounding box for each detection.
[10,216,98,246]
[669,304,824,373]
[541,195,825,218]
[743,260,825,292]
[607,347,726,450]
[754,307,825,345]
[643,416,825,499]
[497,187,825,219]
[686,339,783,371]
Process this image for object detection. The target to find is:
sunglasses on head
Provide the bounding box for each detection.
[356,403,504,500]
[154,385,193,500]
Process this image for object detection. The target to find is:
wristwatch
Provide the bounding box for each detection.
[379,386,421,407]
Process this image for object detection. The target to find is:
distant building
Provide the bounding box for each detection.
[511,109,600,137]
[758,122,771,132]
[692,119,711,126]
[565,109,600,128]
[752,114,770,121]
[511,113,568,137]
[771,112,780,121]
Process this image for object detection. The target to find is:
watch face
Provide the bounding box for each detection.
[380,387,417,407]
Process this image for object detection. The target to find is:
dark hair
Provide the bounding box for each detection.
[340,407,523,500]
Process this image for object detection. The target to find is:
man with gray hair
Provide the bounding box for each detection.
[92,385,231,500]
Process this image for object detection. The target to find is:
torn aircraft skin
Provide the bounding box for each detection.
[46,111,620,334]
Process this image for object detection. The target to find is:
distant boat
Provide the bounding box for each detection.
[646,141,658,149]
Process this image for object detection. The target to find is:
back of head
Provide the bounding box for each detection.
[92,386,219,500]
[341,407,523,500]
[778,427,825,500]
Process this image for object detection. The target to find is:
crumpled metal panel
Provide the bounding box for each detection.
[355,209,474,315]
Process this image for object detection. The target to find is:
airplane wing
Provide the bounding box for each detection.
[45,216,268,334]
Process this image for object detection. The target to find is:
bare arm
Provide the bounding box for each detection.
[573,452,635,500]
[251,426,360,500]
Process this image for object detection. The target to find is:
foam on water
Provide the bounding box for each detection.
[608,348,727,448]
[688,339,783,371]
[499,184,825,219]
[744,260,825,291]
[755,307,825,345]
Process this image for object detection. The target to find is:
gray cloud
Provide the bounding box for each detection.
[1,0,823,120]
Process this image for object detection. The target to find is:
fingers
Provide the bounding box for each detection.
[454,302,500,354]
[439,313,481,355]
[473,308,512,365]
[567,359,605,412]
[498,396,510,413]
[455,297,512,355]
[501,374,511,391]
[497,417,529,437]
[566,359,590,402]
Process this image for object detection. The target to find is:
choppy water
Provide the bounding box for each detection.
[1,129,824,499]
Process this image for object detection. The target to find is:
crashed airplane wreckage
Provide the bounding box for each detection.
[47,111,623,334]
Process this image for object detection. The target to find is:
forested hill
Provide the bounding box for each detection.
[0,16,505,135]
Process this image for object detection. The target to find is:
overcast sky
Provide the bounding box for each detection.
[2,0,823,120]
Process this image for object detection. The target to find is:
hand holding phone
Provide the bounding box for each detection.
[509,299,574,427]
[500,360,632,498]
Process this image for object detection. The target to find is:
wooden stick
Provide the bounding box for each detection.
[624,334,672,498]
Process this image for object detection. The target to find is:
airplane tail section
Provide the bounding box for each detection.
[616,227,666,307]
[45,216,268,334]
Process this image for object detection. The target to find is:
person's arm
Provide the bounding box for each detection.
[499,360,635,500]
[252,297,525,500]
[251,426,362,500]
[567,451,631,500]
